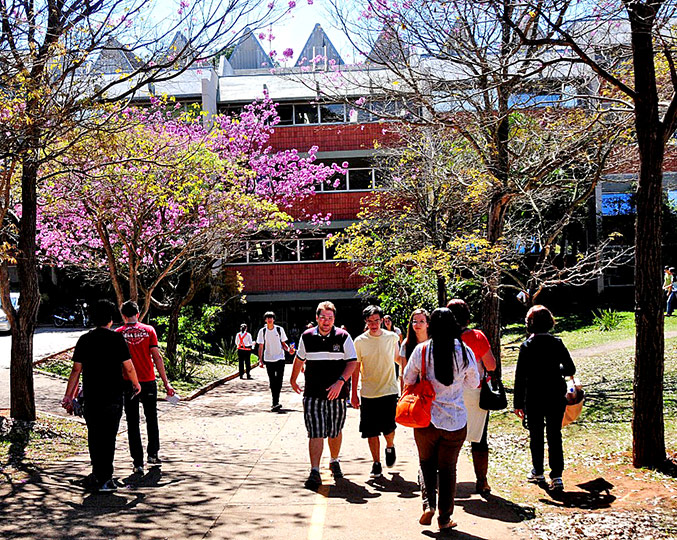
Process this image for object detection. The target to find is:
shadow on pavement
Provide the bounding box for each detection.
[422,528,497,539]
[366,471,420,499]
[454,481,530,524]
[316,477,382,504]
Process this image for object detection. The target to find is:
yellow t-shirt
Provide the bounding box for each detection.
[354,330,400,398]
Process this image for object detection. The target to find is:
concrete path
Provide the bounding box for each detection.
[0,367,531,540]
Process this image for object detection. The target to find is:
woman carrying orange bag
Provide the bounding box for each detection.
[402,308,479,531]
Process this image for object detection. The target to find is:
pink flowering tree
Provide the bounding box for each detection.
[37,96,339,363]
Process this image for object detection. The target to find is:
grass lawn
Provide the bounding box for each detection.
[0,414,87,486]
[479,333,677,530]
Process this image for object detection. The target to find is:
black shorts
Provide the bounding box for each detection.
[359,394,398,438]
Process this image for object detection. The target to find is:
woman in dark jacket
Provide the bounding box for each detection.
[513,305,575,492]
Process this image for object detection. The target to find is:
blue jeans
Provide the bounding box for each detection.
[667,291,676,315]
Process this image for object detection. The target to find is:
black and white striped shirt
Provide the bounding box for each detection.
[297,326,357,399]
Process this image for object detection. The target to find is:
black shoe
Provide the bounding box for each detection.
[99,479,118,492]
[385,446,396,467]
[271,403,282,412]
[75,473,99,491]
[304,469,322,490]
[246,376,252,380]
[147,455,162,465]
[370,461,383,478]
[329,461,344,479]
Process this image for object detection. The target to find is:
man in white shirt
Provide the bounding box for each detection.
[235,324,254,379]
[256,311,292,411]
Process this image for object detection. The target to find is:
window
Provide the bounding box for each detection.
[349,169,373,190]
[294,104,319,124]
[273,240,298,262]
[300,239,324,261]
[277,104,294,125]
[319,103,345,123]
[249,241,272,262]
[602,193,634,216]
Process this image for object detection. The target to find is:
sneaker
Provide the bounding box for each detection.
[385,446,396,467]
[329,461,344,479]
[147,455,162,465]
[133,466,144,475]
[304,469,322,490]
[98,479,118,492]
[526,470,545,483]
[550,477,564,492]
[271,403,282,412]
[370,461,383,478]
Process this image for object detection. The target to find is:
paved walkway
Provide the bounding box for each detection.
[0,366,531,540]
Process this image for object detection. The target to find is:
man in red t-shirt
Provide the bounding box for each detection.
[117,300,175,473]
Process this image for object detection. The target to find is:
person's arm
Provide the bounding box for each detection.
[61,362,83,411]
[513,343,527,419]
[123,359,142,395]
[350,361,361,409]
[151,347,175,396]
[289,356,304,394]
[559,339,576,378]
[327,360,357,400]
[257,343,265,367]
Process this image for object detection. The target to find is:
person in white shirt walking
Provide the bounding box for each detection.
[235,324,254,379]
[256,311,292,411]
[402,307,479,531]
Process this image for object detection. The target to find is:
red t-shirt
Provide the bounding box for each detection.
[461,329,491,387]
[116,322,158,382]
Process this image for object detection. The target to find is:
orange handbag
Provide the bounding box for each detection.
[395,345,436,428]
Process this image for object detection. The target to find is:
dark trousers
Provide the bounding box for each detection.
[414,423,467,526]
[668,291,676,315]
[265,361,285,406]
[238,349,252,377]
[124,380,159,466]
[526,400,566,478]
[84,399,123,484]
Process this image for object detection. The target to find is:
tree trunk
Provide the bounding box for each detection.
[481,277,502,378]
[11,153,41,421]
[436,274,447,307]
[165,302,182,367]
[629,6,666,468]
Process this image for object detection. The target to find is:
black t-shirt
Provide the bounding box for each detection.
[297,326,357,399]
[72,327,131,405]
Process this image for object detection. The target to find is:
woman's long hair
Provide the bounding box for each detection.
[429,307,468,386]
[404,308,430,360]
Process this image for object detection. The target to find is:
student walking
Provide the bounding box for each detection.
[62,300,141,492]
[256,311,292,411]
[235,324,254,379]
[290,301,358,490]
[513,305,576,492]
[351,305,401,478]
[402,308,479,530]
[447,299,497,495]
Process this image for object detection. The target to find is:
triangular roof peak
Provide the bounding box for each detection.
[229,27,273,70]
[92,37,143,74]
[163,32,199,69]
[367,25,406,64]
[295,23,344,68]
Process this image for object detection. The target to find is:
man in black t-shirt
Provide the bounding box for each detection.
[62,300,141,492]
[290,301,357,490]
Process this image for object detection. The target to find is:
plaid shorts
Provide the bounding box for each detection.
[303,396,347,439]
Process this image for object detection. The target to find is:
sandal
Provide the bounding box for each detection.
[419,509,435,525]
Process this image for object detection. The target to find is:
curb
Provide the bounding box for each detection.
[32,346,241,403]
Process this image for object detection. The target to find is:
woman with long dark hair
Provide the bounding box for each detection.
[447,299,497,495]
[397,309,430,389]
[402,307,479,530]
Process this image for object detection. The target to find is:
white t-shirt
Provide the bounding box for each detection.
[402,339,479,431]
[256,325,288,362]
[235,331,253,349]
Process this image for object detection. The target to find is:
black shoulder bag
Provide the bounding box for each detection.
[479,371,507,411]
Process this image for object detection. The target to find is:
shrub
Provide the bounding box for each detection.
[592,309,623,331]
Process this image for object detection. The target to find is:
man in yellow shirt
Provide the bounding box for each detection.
[351,305,401,478]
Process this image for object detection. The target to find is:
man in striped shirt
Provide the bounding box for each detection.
[290,301,357,490]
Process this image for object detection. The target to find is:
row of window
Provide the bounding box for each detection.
[229,237,345,264]
[321,167,382,192]
[218,100,408,125]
